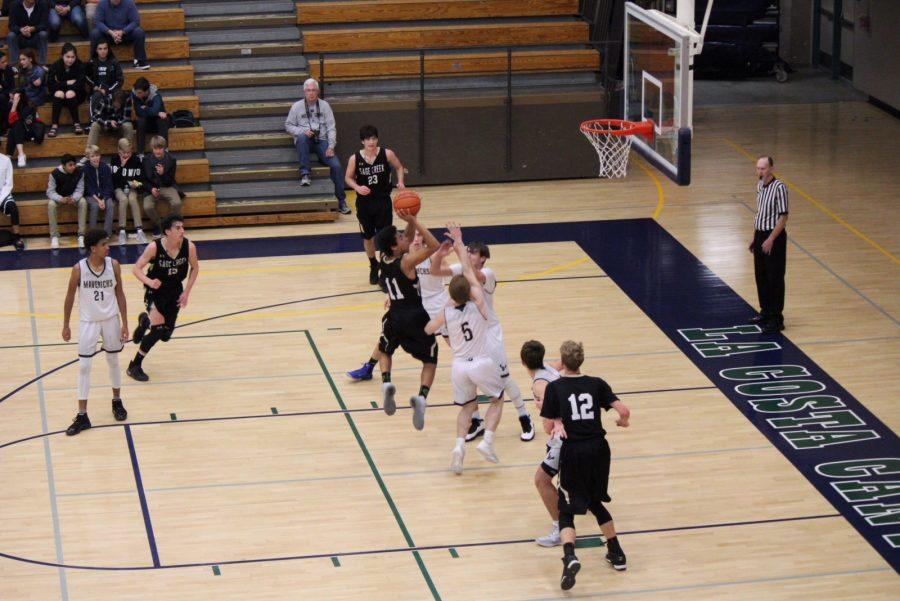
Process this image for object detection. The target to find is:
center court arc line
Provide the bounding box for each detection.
[0,513,842,572]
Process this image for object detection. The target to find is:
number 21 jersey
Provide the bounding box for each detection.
[78,257,118,322]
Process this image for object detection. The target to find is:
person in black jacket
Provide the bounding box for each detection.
[109,136,145,244]
[0,52,16,135]
[85,40,123,105]
[48,0,88,41]
[6,0,49,65]
[47,42,88,137]
[141,135,180,237]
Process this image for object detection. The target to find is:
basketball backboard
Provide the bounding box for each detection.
[624,2,697,185]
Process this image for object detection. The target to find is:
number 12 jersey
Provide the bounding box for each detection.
[540,375,617,441]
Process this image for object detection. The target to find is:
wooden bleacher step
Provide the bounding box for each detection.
[190,41,302,59]
[47,37,190,62]
[186,14,296,30]
[20,127,204,159]
[0,9,184,37]
[309,48,600,80]
[210,165,328,184]
[302,21,589,53]
[14,159,210,195]
[200,101,294,119]
[205,133,292,151]
[39,96,200,126]
[296,0,579,24]
[195,72,307,89]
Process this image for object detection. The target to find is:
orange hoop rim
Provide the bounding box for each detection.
[580,118,654,137]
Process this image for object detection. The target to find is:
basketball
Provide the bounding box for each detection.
[393,189,421,215]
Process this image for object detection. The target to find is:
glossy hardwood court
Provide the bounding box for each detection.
[0,101,897,599]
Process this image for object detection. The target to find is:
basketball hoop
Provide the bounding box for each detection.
[580,119,654,178]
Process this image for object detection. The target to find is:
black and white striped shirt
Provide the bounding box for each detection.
[755,177,789,231]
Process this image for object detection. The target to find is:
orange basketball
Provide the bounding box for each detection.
[393,189,421,215]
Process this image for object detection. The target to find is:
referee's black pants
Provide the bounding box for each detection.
[753,229,786,325]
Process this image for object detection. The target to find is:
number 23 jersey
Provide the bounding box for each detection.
[540,375,617,441]
[146,238,190,295]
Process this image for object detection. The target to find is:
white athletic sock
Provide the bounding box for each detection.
[106,351,122,388]
[552,521,559,529]
[77,356,92,400]
[506,377,527,416]
[484,430,495,444]
[472,410,482,421]
[455,437,465,449]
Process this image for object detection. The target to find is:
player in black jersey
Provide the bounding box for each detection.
[539,341,631,591]
[127,214,199,382]
[344,125,406,285]
[373,208,442,430]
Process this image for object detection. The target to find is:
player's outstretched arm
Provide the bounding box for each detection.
[112,260,128,341]
[399,210,439,271]
[424,308,446,336]
[611,399,630,428]
[446,222,489,319]
[133,242,160,289]
[179,241,200,309]
[61,264,80,342]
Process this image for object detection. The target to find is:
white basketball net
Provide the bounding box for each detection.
[581,122,637,179]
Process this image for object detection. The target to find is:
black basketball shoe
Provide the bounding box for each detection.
[560,554,581,590]
[127,361,149,382]
[369,263,379,286]
[606,549,627,571]
[66,413,91,436]
[112,398,128,421]
[465,417,485,442]
[132,312,150,344]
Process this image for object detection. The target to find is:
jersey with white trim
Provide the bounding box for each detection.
[533,365,561,385]
[451,263,502,340]
[78,257,118,322]
[146,238,190,294]
[416,256,448,310]
[444,301,490,360]
[354,147,392,198]
[380,255,424,313]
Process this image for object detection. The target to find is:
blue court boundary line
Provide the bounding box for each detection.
[124,425,160,568]
[0,383,716,452]
[0,513,840,572]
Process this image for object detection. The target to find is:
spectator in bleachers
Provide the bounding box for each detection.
[285,78,349,214]
[126,76,168,153]
[88,88,131,147]
[90,0,149,71]
[141,134,179,237]
[0,52,16,136]
[47,42,87,138]
[109,136,145,244]
[0,153,25,250]
[7,52,47,168]
[47,153,86,249]
[86,40,123,104]
[82,144,114,236]
[7,0,49,65]
[48,0,88,42]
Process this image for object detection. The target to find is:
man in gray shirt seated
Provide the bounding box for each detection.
[285,78,350,214]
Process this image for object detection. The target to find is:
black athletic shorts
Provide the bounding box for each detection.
[356,194,392,239]
[557,437,611,515]
[378,309,438,364]
[145,286,181,329]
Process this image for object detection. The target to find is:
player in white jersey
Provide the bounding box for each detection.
[426,223,504,474]
[431,241,535,442]
[521,339,567,547]
[346,229,451,381]
[61,229,129,436]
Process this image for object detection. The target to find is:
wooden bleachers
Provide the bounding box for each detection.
[13,158,210,195]
[310,48,599,80]
[13,191,218,236]
[45,37,190,62]
[17,127,204,158]
[0,9,184,37]
[38,95,200,125]
[302,21,588,53]
[297,0,578,24]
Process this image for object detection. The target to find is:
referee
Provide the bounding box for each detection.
[748,156,788,333]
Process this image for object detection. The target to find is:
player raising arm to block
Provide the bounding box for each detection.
[426,222,505,473]
[127,215,199,382]
[62,228,129,436]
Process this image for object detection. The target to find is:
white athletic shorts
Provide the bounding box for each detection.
[541,435,563,477]
[486,339,510,377]
[78,316,124,357]
[452,356,504,405]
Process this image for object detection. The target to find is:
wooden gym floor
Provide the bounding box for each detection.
[0,101,897,599]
